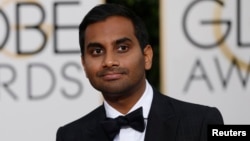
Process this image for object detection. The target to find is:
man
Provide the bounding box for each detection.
[56,3,223,141]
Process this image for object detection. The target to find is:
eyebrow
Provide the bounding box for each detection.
[86,37,132,49]
[115,37,132,45]
[86,42,103,49]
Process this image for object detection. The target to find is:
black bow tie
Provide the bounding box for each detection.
[101,107,145,140]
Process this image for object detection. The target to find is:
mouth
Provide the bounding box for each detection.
[97,68,128,81]
[102,72,124,81]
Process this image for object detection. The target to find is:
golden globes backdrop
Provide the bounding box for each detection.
[0,0,103,141]
[161,0,250,124]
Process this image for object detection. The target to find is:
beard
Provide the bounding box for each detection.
[88,67,146,99]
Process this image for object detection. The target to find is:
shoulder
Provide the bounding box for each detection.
[153,90,224,124]
[61,105,104,128]
[56,105,105,140]
[152,90,223,140]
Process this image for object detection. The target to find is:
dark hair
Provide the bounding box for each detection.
[79,3,149,56]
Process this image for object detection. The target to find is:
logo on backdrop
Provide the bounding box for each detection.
[182,0,250,92]
[0,0,85,101]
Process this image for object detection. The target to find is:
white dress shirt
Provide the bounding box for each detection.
[103,80,153,141]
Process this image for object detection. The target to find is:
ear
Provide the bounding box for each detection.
[143,45,153,70]
[81,56,88,78]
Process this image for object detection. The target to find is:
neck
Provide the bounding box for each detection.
[104,80,146,114]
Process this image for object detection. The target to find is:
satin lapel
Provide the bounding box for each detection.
[145,90,179,141]
[85,105,110,141]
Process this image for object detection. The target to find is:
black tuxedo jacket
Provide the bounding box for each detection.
[56,89,224,141]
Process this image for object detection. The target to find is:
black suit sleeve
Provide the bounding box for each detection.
[56,127,63,141]
[200,107,224,141]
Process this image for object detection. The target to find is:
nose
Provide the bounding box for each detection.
[102,52,120,68]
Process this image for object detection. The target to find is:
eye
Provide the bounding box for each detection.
[91,47,104,56]
[117,45,129,53]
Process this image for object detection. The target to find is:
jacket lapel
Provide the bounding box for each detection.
[84,90,180,141]
[145,90,179,141]
[84,105,111,141]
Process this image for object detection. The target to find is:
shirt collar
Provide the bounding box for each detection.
[104,80,153,119]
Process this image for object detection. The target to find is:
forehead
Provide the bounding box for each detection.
[84,16,136,46]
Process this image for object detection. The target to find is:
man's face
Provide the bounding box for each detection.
[81,16,152,98]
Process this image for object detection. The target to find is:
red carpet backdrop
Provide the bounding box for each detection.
[161,0,250,124]
[1,0,250,141]
[0,0,103,141]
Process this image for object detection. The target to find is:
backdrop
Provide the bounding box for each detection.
[0,0,103,141]
[161,0,250,124]
[1,0,250,141]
